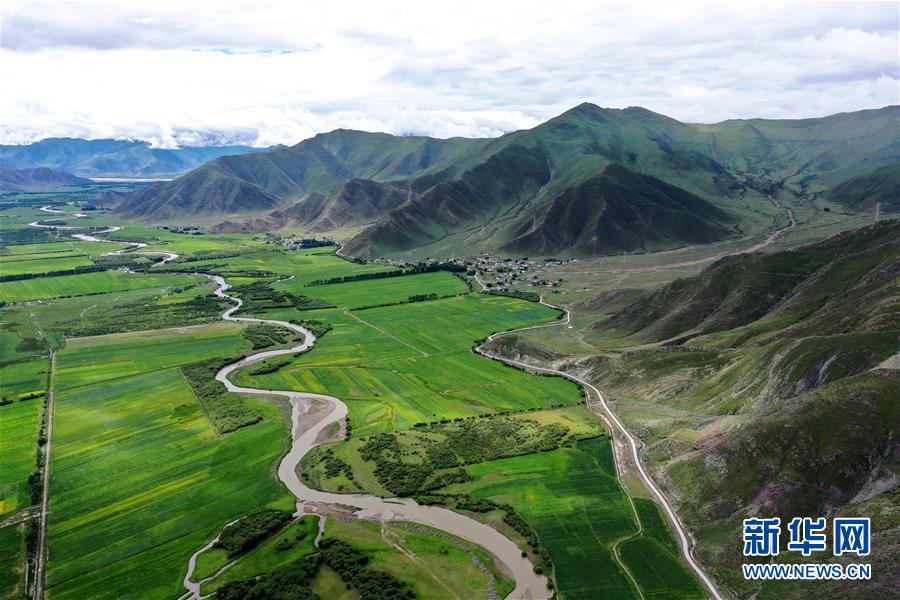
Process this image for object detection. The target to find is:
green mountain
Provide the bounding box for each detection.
[0,138,269,178]
[112,104,899,257]
[584,220,899,595]
[0,165,93,192]
[825,162,900,212]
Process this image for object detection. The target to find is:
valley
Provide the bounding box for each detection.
[1,194,706,599]
[1,103,897,600]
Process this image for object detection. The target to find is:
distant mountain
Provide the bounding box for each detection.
[111,104,899,257]
[0,138,269,178]
[0,165,93,192]
[826,162,900,212]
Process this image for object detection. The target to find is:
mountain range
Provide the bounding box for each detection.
[24,104,900,257]
[0,165,93,192]
[0,138,269,178]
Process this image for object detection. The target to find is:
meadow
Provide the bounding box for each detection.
[0,269,199,303]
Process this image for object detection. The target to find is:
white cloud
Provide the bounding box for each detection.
[1,0,897,146]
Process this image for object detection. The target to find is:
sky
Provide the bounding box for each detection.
[2,1,898,148]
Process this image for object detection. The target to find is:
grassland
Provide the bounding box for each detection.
[47,368,292,599]
[323,518,514,600]
[0,269,199,303]
[0,396,42,515]
[279,270,468,308]
[441,437,703,599]
[56,321,249,389]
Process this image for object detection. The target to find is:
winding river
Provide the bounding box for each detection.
[29,208,548,598]
[207,275,550,599]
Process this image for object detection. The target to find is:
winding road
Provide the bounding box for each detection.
[474,297,722,599]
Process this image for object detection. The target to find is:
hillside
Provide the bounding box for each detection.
[0,165,93,192]
[577,220,900,596]
[0,138,268,178]
[111,104,899,257]
[826,163,900,212]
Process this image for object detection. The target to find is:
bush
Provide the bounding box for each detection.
[181,356,261,434]
[215,510,293,557]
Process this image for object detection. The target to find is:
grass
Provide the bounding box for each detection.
[278,270,468,309]
[199,516,320,594]
[0,397,41,515]
[441,437,700,599]
[324,518,514,600]
[46,368,292,600]
[0,269,200,303]
[56,321,250,390]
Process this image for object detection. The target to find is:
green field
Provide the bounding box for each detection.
[0,396,42,515]
[0,524,26,598]
[57,321,249,389]
[0,269,199,303]
[47,367,291,599]
[279,270,468,308]
[442,437,703,599]
[236,296,579,435]
[0,254,94,276]
[0,203,705,599]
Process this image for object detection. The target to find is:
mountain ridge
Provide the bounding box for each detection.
[103,104,900,257]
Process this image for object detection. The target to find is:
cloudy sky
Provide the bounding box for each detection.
[2,1,898,147]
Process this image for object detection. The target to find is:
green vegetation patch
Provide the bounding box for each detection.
[231,279,334,313]
[199,516,320,594]
[241,323,296,350]
[182,356,262,434]
[217,538,415,600]
[0,269,199,303]
[215,509,294,557]
[442,437,655,599]
[46,368,290,600]
[0,392,42,515]
[291,270,468,310]
[57,321,249,390]
[331,412,600,496]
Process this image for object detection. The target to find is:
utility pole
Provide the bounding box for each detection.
[874,202,880,223]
